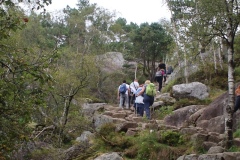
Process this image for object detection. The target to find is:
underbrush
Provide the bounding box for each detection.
[76,123,204,160]
[173,98,211,110]
[152,106,174,120]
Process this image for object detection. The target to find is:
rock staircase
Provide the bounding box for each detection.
[81,93,240,160]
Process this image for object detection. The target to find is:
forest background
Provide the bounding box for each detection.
[1,0,240,159]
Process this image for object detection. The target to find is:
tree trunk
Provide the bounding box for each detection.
[225,22,235,149]
[212,43,217,72]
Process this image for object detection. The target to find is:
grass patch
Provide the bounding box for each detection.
[152,106,174,120]
[162,79,178,93]
[233,128,240,138]
[173,98,211,110]
[228,146,240,152]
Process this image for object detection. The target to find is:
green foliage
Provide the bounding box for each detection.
[95,123,134,152]
[82,125,189,160]
[136,131,166,160]
[233,129,240,138]
[228,146,240,152]
[0,37,54,156]
[30,147,63,160]
[159,130,185,146]
[162,79,178,93]
[130,130,186,160]
[130,22,174,81]
[153,106,174,120]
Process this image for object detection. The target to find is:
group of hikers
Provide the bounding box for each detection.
[117,61,169,119]
[116,57,240,118]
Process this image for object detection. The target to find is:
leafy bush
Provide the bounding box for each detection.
[94,123,134,152]
[159,130,185,146]
[153,106,174,120]
[130,130,186,160]
[135,131,166,160]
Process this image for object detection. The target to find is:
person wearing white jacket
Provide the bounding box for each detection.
[134,84,144,116]
[129,79,139,109]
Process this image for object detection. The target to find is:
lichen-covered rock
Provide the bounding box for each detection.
[172,82,209,100]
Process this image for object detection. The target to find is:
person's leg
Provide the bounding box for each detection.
[144,102,151,119]
[125,94,129,109]
[164,69,167,82]
[132,94,136,108]
[234,96,240,112]
[119,94,124,108]
[158,76,163,92]
[138,103,144,116]
[128,94,131,107]
[143,95,151,119]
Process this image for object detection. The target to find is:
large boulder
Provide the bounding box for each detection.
[93,114,114,131]
[97,52,126,73]
[76,131,94,143]
[163,105,205,128]
[189,89,240,133]
[172,82,209,100]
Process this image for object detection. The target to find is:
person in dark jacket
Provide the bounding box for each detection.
[158,60,166,82]
[136,80,154,119]
[155,67,163,92]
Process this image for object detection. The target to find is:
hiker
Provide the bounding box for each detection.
[129,79,139,109]
[134,84,144,116]
[158,60,167,82]
[136,80,155,119]
[167,65,173,75]
[155,67,164,93]
[234,85,240,113]
[117,80,130,109]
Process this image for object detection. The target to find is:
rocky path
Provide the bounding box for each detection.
[81,91,240,160]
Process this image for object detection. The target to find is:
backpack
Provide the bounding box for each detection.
[119,83,127,94]
[161,69,165,76]
[145,83,156,96]
[155,70,162,77]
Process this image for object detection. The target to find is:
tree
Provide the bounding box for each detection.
[130,22,173,80]
[166,0,240,148]
[198,0,240,149]
[0,1,55,157]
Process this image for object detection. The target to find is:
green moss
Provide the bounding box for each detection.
[173,98,211,110]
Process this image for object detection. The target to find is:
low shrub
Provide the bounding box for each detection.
[153,106,174,120]
[159,130,185,146]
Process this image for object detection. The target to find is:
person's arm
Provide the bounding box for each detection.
[137,86,145,96]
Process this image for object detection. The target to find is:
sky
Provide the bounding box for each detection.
[45,0,171,25]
